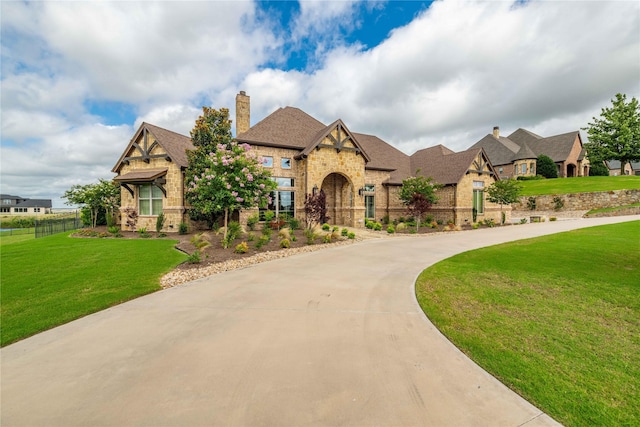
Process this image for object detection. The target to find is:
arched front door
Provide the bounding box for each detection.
[567,164,576,177]
[321,173,355,226]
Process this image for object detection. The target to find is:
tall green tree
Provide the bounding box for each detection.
[399,173,441,231]
[185,140,277,247]
[485,179,521,224]
[583,93,640,175]
[63,179,120,227]
[536,154,558,178]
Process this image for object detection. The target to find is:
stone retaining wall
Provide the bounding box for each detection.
[516,189,640,212]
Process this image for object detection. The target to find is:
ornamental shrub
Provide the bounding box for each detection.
[387,225,395,234]
[179,222,188,235]
[234,241,249,254]
[246,214,259,231]
[322,223,331,231]
[280,238,290,248]
[347,232,355,239]
[341,228,349,237]
[372,222,382,231]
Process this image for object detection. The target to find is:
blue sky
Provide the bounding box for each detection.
[1,0,639,207]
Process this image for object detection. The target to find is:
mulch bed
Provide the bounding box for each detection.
[73,222,491,271]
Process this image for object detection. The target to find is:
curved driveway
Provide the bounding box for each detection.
[2,216,638,426]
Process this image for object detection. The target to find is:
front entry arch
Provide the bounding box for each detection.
[567,164,577,177]
[321,173,355,226]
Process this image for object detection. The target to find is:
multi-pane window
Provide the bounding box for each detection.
[473,181,484,214]
[364,184,375,219]
[139,184,163,216]
[530,162,535,175]
[0,207,10,213]
[261,177,295,219]
[281,158,291,169]
[521,163,527,175]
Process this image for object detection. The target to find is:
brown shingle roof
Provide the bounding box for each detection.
[410,145,481,185]
[236,107,326,149]
[534,131,581,162]
[112,122,193,172]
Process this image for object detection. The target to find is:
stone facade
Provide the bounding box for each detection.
[115,126,190,233]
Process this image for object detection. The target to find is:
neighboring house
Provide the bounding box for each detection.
[0,194,52,214]
[605,160,640,176]
[470,127,589,178]
[113,92,505,231]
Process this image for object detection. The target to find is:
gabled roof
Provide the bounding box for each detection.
[533,131,581,162]
[409,146,489,185]
[297,120,371,162]
[112,122,193,172]
[471,128,582,165]
[469,134,517,166]
[507,128,543,147]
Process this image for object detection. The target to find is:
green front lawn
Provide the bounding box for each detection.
[1,232,187,346]
[416,221,640,426]
[518,175,640,196]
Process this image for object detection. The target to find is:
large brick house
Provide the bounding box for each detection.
[112,92,506,232]
[470,127,589,178]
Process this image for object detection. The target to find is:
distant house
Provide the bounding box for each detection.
[0,195,52,215]
[112,92,506,232]
[469,127,589,178]
[605,160,640,176]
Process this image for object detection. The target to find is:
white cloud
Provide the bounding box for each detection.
[246,0,638,154]
[1,0,639,206]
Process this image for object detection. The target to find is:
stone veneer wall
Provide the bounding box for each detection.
[238,145,301,227]
[118,142,186,233]
[516,189,640,211]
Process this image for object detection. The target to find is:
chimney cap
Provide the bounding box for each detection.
[493,126,499,130]
[239,90,246,96]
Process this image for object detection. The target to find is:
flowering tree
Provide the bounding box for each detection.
[185,141,277,247]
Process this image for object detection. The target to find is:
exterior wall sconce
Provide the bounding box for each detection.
[312,185,318,195]
[358,187,365,196]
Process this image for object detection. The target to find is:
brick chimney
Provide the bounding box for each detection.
[493,126,500,138]
[236,91,250,136]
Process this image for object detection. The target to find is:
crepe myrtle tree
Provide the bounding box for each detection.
[399,173,441,231]
[63,179,120,228]
[485,178,521,224]
[185,141,277,248]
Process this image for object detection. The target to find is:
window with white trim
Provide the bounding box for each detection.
[261,156,273,168]
[139,184,163,216]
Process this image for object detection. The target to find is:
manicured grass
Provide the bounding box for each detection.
[416,221,640,426]
[586,202,640,215]
[0,232,35,246]
[1,232,187,346]
[518,175,640,196]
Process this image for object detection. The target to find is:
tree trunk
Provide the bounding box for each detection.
[223,208,229,248]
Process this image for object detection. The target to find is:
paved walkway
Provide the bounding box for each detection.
[2,216,638,426]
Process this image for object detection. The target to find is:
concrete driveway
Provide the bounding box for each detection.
[2,216,637,426]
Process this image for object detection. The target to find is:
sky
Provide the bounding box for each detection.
[1,0,639,208]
